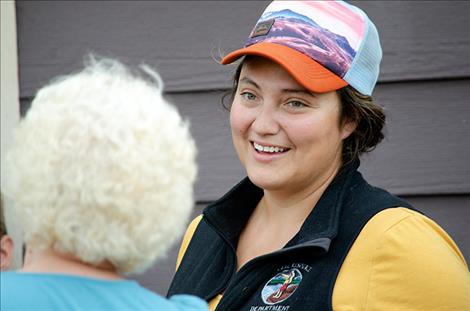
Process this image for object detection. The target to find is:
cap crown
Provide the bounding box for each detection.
[245,1,382,95]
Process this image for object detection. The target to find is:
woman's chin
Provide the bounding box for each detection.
[247,171,286,192]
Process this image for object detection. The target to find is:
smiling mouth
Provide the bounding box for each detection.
[252,142,290,154]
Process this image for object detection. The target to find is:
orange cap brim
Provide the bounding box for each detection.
[221,42,348,94]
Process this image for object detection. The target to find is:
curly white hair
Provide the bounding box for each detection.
[3,57,197,275]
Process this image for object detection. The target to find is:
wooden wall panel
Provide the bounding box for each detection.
[361,80,470,195]
[15,0,266,96]
[16,1,470,96]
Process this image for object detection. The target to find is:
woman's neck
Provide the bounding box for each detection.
[236,162,342,269]
[21,245,123,280]
[261,161,341,229]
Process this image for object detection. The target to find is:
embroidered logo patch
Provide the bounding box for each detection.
[250,18,275,38]
[261,268,302,305]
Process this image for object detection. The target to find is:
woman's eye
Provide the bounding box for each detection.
[241,92,256,101]
[287,100,307,108]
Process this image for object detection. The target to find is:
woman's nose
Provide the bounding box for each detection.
[251,105,280,135]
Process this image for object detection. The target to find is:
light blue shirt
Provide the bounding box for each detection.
[0,272,207,311]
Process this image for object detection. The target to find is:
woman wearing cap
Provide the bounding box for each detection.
[168,1,470,310]
[1,58,207,310]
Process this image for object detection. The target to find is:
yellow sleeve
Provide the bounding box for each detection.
[333,208,470,311]
[175,215,203,271]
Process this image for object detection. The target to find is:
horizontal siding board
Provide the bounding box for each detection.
[133,196,470,295]
[16,1,470,97]
[15,0,264,96]
[20,79,470,200]
[360,79,470,195]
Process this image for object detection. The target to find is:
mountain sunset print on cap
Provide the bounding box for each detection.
[245,1,365,77]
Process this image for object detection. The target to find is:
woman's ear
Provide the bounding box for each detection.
[340,118,357,140]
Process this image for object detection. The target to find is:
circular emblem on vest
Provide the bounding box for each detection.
[261,268,302,305]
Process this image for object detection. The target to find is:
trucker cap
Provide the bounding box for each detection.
[221,0,382,96]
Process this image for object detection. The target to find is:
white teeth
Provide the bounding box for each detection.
[254,143,263,152]
[253,142,286,153]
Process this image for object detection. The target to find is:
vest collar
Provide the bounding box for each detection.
[203,160,361,254]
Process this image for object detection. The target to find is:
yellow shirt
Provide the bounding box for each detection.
[176,208,470,310]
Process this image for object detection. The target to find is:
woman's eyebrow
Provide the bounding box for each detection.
[239,77,316,97]
[239,77,260,88]
[281,88,316,98]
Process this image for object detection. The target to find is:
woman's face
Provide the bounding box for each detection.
[230,57,355,195]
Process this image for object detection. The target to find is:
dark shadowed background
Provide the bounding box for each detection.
[15,1,470,294]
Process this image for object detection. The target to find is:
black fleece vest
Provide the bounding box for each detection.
[168,161,412,311]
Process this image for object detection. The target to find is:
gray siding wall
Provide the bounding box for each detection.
[15,1,470,294]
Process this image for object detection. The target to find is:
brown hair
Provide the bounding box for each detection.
[222,58,385,164]
[337,86,385,163]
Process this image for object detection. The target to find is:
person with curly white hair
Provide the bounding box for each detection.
[0,57,207,310]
